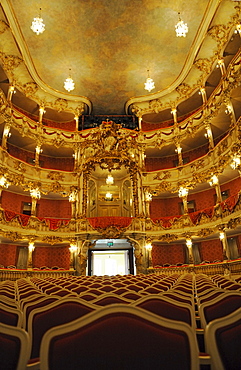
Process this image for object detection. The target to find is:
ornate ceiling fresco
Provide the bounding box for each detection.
[0,0,225,117]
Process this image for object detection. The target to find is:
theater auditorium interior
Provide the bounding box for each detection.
[0,0,241,369]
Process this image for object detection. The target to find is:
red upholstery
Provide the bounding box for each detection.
[215,319,241,369]
[204,295,241,324]
[0,307,19,326]
[0,332,22,370]
[136,298,192,326]
[45,312,194,370]
[29,301,94,359]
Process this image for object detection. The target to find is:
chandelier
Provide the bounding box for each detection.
[175,13,188,37]
[144,70,155,92]
[105,192,113,200]
[106,174,114,185]
[64,69,75,92]
[31,8,45,35]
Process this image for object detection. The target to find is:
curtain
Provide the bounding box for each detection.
[192,243,201,264]
[16,247,28,269]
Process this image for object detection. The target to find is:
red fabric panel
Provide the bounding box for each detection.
[32,246,70,269]
[37,218,70,230]
[37,198,71,218]
[0,244,17,267]
[200,240,223,263]
[88,217,132,229]
[152,244,185,266]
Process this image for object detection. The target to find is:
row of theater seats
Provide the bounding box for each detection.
[0,273,241,370]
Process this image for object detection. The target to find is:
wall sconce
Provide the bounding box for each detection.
[175,146,182,154]
[234,24,241,34]
[216,59,224,68]
[145,192,152,202]
[219,231,225,241]
[35,146,43,154]
[0,176,10,189]
[178,187,188,198]
[171,108,177,115]
[225,105,232,114]
[28,242,35,252]
[145,243,152,251]
[3,128,11,138]
[69,243,78,253]
[186,238,192,248]
[30,188,41,199]
[230,155,241,170]
[209,175,219,187]
[69,190,77,203]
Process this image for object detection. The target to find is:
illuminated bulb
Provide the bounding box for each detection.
[231,156,241,170]
[28,242,35,252]
[145,243,152,251]
[186,238,192,248]
[69,243,77,253]
[178,187,188,198]
[0,176,9,188]
[209,175,219,186]
[30,188,41,199]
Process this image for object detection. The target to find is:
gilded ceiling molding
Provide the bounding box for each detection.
[126,1,241,115]
[0,0,92,114]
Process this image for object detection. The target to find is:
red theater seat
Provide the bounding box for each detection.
[39,305,200,370]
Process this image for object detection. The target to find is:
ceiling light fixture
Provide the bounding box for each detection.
[106,174,114,185]
[64,69,75,92]
[144,70,155,92]
[31,8,45,35]
[175,12,188,37]
[105,192,113,200]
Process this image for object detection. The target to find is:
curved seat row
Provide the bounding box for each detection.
[0,273,241,369]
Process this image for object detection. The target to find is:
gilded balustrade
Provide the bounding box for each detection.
[149,259,241,277]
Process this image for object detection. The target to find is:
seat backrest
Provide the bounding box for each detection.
[39,305,200,370]
[133,294,196,329]
[0,303,23,327]
[0,322,30,370]
[23,296,59,330]
[205,308,241,370]
[28,298,96,360]
[199,292,241,328]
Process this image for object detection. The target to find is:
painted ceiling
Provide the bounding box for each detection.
[1,0,211,115]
